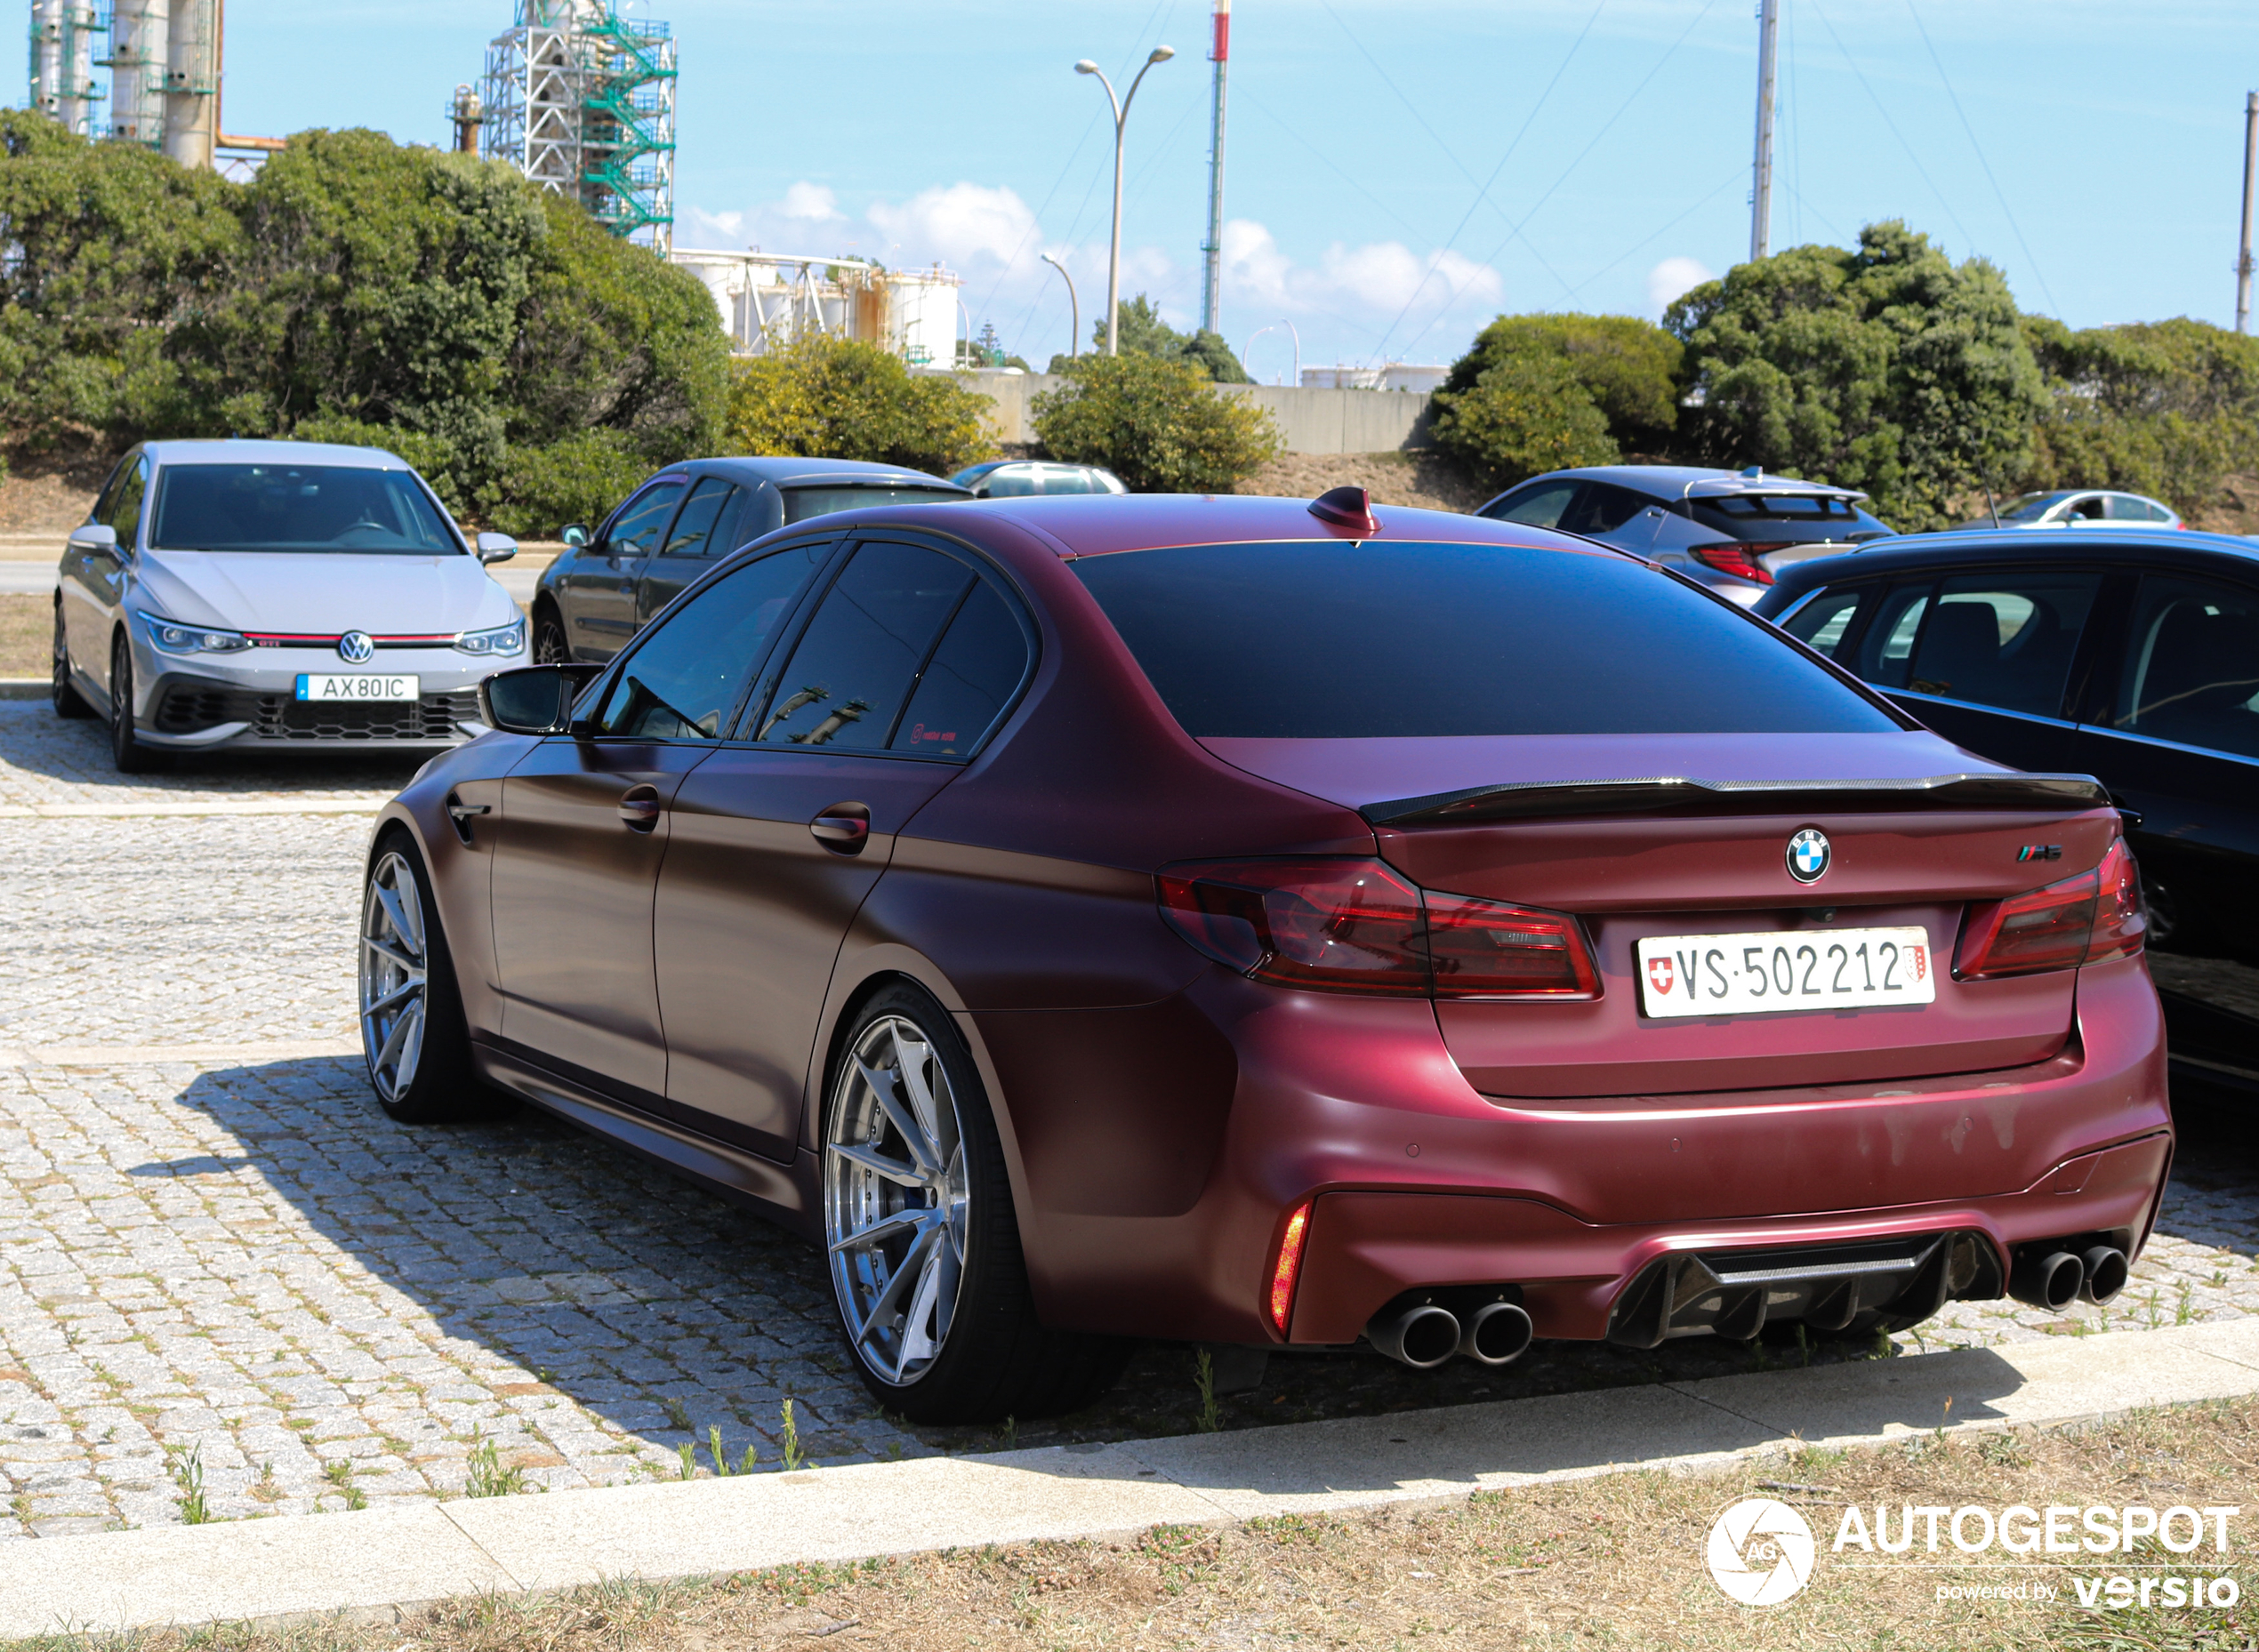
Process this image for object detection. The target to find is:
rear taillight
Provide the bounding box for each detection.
[1157,858,1601,1000]
[1689,541,1795,584]
[1954,838,2146,980]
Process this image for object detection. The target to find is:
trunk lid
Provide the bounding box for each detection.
[1202,731,2118,1098]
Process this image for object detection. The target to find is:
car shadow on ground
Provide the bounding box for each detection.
[0,702,428,795]
[132,1052,2235,1474]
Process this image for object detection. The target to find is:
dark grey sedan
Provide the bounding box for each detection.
[532,457,970,663]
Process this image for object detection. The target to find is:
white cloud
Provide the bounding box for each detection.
[1646,255,1714,317]
[779,181,841,222]
[1221,219,1502,323]
[867,182,1040,273]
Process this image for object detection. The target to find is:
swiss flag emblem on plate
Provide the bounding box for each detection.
[1911,944,1928,982]
[1646,955,1676,996]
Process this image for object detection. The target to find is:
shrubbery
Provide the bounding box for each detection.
[1031,353,1281,493]
[725,335,993,477]
[1049,294,1251,383]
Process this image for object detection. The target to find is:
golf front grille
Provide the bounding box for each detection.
[153,683,477,741]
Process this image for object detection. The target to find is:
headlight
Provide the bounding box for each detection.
[139,613,252,655]
[454,619,526,657]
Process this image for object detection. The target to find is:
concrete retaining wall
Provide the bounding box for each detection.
[940,370,1435,455]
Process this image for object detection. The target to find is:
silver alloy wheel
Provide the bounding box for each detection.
[359,850,430,1104]
[824,1014,970,1387]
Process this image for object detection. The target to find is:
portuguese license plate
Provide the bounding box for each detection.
[1636,926,1936,1018]
[295,673,419,702]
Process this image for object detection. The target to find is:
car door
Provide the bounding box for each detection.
[635,476,743,631]
[1882,566,2104,775]
[653,536,1035,1159]
[555,475,687,659]
[488,545,823,1100]
[62,450,147,694]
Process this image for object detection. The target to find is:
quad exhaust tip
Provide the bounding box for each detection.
[1366,1294,1534,1369]
[1459,1300,1534,1366]
[2010,1248,2086,1311]
[2080,1245,2130,1305]
[1368,1302,1461,1369]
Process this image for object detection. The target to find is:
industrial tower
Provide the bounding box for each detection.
[25,0,100,136]
[481,0,677,254]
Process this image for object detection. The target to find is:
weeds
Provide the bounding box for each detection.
[661,1396,693,1431]
[1795,1323,1811,1367]
[2176,1281,2197,1326]
[709,1424,757,1476]
[465,1438,529,1498]
[780,1399,813,1472]
[167,1444,212,1524]
[677,1441,698,1480]
[321,1458,367,1512]
[1193,1351,1223,1433]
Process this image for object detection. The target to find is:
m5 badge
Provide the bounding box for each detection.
[2016,844,2063,862]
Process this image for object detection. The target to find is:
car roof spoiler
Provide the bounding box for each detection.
[1361,771,2111,828]
[1680,476,1869,501]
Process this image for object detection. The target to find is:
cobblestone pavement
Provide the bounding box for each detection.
[3,702,2257,1539]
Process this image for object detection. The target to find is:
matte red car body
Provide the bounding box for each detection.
[376,494,2174,1353]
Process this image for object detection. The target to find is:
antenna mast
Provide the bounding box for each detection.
[2238,90,2256,334]
[1749,0,1780,262]
[1200,0,1231,335]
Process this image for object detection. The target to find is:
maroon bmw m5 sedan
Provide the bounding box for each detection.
[360,489,2170,1423]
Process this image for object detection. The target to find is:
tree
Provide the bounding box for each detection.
[1666,221,2045,531]
[1031,352,1281,492]
[2018,316,2259,515]
[1097,293,1253,383]
[723,334,994,477]
[1429,353,1620,489]
[1439,312,1682,450]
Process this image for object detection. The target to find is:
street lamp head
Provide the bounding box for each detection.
[1074,59,1099,74]
[1148,45,1176,63]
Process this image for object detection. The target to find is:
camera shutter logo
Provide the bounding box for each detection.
[337,630,375,664]
[1707,1498,1815,1606]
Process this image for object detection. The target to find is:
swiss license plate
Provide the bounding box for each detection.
[295,673,419,702]
[1636,926,1936,1018]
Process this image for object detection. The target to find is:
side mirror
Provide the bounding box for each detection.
[560,525,589,549]
[475,532,519,565]
[477,663,602,735]
[68,523,119,555]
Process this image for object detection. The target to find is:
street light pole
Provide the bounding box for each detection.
[1041,252,1081,363]
[1076,45,1176,356]
[2238,90,2257,335]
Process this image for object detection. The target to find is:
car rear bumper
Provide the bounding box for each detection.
[993,953,2172,1346]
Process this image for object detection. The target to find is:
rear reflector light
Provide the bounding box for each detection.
[1689,541,1795,584]
[1157,858,1601,999]
[1269,1199,1313,1335]
[1954,838,2146,980]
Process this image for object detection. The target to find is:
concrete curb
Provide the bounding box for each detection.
[4,1318,2257,1636]
[0,680,45,701]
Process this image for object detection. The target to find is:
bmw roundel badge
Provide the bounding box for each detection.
[337,630,375,664]
[1786,828,1831,884]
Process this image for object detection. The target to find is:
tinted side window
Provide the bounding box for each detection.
[1483,479,1579,528]
[92,452,138,527]
[604,479,686,556]
[1561,481,1654,535]
[1779,585,1868,658]
[892,577,1030,758]
[663,479,739,556]
[1847,581,1933,689]
[754,541,973,749]
[108,457,151,549]
[2111,574,2259,759]
[593,549,815,739]
[1905,571,2100,716]
[1072,540,1900,738]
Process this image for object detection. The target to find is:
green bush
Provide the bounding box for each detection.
[489,430,651,540]
[1666,221,2044,531]
[723,335,993,476]
[1031,352,1282,493]
[1430,353,1622,489]
[1439,312,1682,450]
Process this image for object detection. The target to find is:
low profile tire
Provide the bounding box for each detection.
[821,984,1130,1424]
[359,833,504,1125]
[107,634,164,773]
[532,604,570,665]
[52,606,92,718]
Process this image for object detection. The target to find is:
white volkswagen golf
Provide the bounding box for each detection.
[51,440,525,771]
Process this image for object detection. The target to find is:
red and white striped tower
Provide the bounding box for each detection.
[1200,0,1231,336]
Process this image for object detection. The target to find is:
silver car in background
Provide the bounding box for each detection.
[1954,488,2183,530]
[1473,464,1893,605]
[51,439,524,772]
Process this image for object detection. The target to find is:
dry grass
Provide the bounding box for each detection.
[0,595,47,679]
[1237,449,1493,514]
[18,1397,2258,1652]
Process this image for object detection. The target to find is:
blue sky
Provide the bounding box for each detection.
[214,1,2259,377]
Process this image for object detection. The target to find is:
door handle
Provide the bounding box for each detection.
[618,785,663,830]
[810,801,871,853]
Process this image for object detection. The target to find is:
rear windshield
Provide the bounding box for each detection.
[149,463,460,554]
[782,485,965,524]
[1072,540,1901,739]
[1684,493,1888,542]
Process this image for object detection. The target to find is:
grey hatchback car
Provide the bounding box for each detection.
[1475,465,1893,605]
[533,457,971,663]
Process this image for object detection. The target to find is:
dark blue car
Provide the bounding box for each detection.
[1756,526,2259,1098]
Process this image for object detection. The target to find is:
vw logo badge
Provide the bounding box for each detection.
[337,630,375,664]
[1786,828,1831,884]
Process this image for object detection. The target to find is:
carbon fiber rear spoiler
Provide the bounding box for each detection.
[1360,771,2112,828]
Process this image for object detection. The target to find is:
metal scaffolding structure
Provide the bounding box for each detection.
[481,0,677,254]
[27,0,102,136]
[98,0,165,148]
